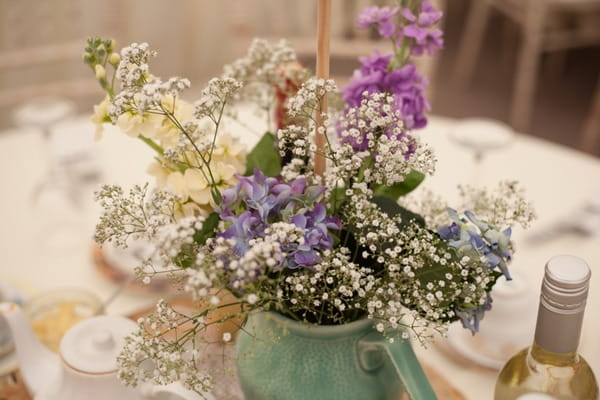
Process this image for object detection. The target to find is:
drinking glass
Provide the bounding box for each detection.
[448,118,515,185]
[13,96,77,205]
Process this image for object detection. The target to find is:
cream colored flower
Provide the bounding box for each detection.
[155,97,194,148]
[90,96,110,140]
[146,161,170,188]
[212,161,236,183]
[116,111,161,138]
[166,171,187,199]
[213,132,247,172]
[179,201,205,217]
[95,64,106,80]
[183,168,212,205]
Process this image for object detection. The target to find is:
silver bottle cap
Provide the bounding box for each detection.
[540,255,590,314]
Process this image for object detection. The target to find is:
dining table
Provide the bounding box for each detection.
[0,107,599,400]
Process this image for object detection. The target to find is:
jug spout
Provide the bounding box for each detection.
[0,302,61,396]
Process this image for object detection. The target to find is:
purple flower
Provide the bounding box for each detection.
[218,169,340,270]
[235,169,279,221]
[341,52,429,135]
[399,1,444,56]
[418,1,443,26]
[221,210,263,254]
[287,204,341,268]
[357,6,399,38]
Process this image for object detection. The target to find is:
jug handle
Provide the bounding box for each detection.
[358,331,437,400]
[140,382,215,400]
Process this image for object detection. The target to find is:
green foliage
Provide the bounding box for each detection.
[245,132,282,177]
[194,212,220,246]
[329,187,347,216]
[372,170,425,201]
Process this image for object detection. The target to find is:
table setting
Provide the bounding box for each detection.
[1,1,600,399]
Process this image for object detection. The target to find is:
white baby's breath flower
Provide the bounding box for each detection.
[247,294,258,305]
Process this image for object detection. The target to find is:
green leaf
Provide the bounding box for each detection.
[244,132,282,177]
[372,195,425,229]
[372,170,425,201]
[329,187,347,215]
[194,212,220,246]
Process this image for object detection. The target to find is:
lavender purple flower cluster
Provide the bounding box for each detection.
[342,52,429,132]
[218,169,341,269]
[341,1,443,143]
[356,2,443,56]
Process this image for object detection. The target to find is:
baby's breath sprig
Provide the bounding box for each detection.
[457,180,536,229]
[117,298,244,397]
[222,38,300,115]
[94,183,177,248]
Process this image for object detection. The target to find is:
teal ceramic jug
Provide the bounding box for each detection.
[236,312,437,400]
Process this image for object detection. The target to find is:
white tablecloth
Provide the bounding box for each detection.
[0,113,598,399]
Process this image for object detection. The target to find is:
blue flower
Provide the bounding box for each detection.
[438,208,513,280]
[457,293,493,334]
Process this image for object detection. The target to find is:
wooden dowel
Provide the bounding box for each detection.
[314,0,331,178]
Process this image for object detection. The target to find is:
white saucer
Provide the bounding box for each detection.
[446,322,520,370]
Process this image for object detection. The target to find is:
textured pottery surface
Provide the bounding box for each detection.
[236,312,436,400]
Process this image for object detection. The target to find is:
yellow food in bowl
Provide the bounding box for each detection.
[31,302,88,352]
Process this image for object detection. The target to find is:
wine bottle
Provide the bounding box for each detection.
[495,255,599,400]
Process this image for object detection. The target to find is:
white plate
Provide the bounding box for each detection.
[449,118,515,153]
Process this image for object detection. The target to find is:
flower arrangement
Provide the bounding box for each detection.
[84,0,534,396]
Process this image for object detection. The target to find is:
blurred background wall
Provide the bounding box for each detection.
[0,0,598,154]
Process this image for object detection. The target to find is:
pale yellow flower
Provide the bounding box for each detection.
[116,111,161,138]
[95,64,106,80]
[90,96,110,140]
[183,168,212,205]
[179,201,205,217]
[216,132,245,157]
[166,171,187,199]
[154,97,194,148]
[214,132,247,172]
[146,161,170,188]
[108,52,120,66]
[212,161,236,183]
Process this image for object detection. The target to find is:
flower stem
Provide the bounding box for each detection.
[138,135,164,155]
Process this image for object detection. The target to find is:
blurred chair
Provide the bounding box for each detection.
[453,0,600,133]
[0,0,104,128]
[581,76,600,152]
